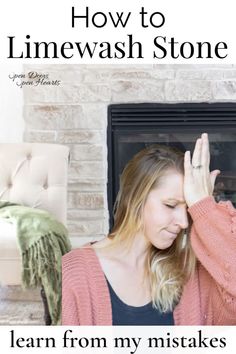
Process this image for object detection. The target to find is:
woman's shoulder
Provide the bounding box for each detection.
[62,244,96,271]
[62,243,107,290]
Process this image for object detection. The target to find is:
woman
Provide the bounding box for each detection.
[62,133,236,325]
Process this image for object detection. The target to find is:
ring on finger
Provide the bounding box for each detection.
[192,165,203,169]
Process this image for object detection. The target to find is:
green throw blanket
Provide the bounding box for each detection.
[0,201,71,325]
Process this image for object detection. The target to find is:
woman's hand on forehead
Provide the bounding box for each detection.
[183,133,220,207]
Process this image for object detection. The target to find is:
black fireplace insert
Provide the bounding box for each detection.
[107,102,236,228]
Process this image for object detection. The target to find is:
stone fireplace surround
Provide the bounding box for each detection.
[22,64,236,248]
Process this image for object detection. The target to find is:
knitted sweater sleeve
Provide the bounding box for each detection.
[62,252,80,325]
[188,196,236,299]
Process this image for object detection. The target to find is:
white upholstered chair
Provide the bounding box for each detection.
[0,143,69,286]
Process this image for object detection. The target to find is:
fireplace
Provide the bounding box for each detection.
[107,102,236,228]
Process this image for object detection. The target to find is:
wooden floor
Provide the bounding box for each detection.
[0,286,44,325]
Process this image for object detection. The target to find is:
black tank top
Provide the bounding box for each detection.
[106,278,174,325]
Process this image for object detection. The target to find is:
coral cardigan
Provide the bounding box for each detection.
[62,197,236,325]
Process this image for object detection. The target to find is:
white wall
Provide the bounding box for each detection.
[0,63,24,143]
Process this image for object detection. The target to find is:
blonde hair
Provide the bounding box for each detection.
[109,144,196,312]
